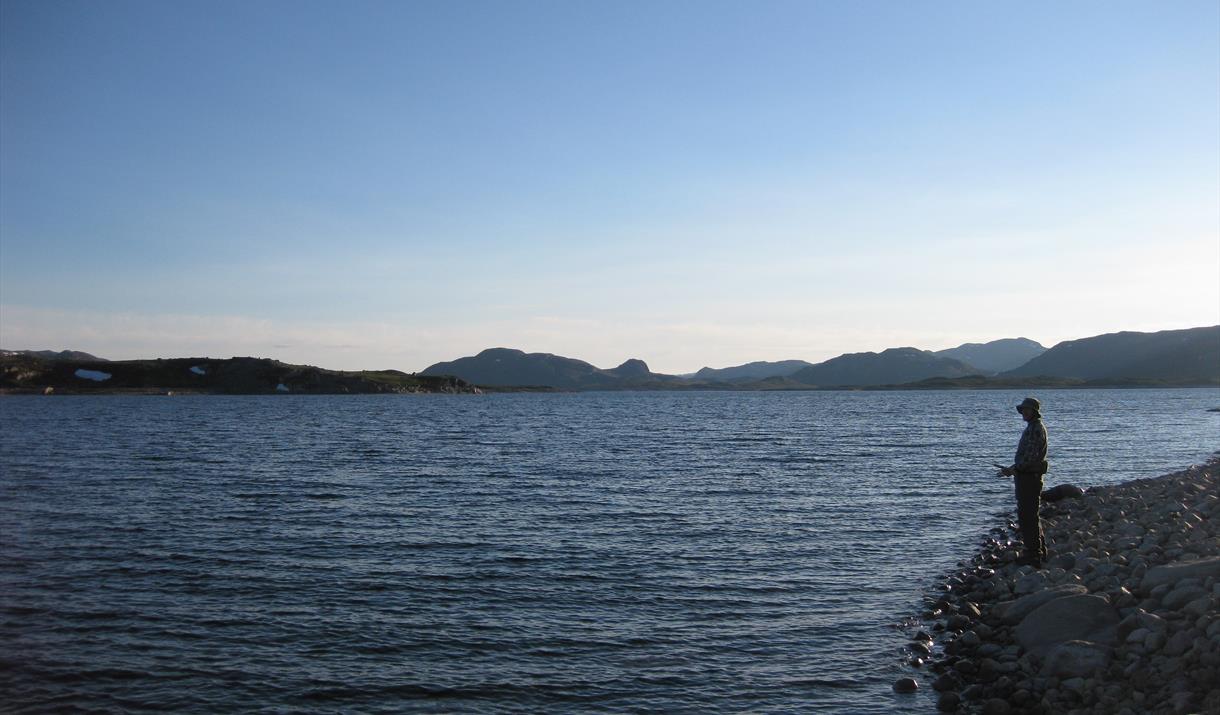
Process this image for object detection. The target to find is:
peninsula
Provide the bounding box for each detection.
[0,354,478,395]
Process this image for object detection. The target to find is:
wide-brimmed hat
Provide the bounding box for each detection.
[1017,397,1041,414]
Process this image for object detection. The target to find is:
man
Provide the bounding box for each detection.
[999,397,1049,567]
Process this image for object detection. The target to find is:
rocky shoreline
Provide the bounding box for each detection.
[898,456,1220,714]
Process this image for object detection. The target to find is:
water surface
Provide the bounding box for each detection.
[2,389,1217,712]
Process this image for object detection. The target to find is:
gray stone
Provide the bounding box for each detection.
[1049,553,1077,570]
[937,691,961,712]
[1118,612,1142,641]
[892,677,918,693]
[1126,627,1150,645]
[1171,691,1194,714]
[1183,596,1212,617]
[1014,572,1049,595]
[981,698,1011,715]
[1145,630,1166,652]
[978,643,1003,657]
[977,657,999,678]
[1138,611,1169,631]
[994,584,1088,625]
[1118,522,1146,537]
[1112,586,1138,608]
[992,675,1014,695]
[1206,619,1220,639]
[1162,586,1207,609]
[1041,640,1113,677]
[1015,594,1120,653]
[1163,630,1194,657]
[1142,557,1220,591]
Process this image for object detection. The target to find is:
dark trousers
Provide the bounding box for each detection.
[1014,472,1046,561]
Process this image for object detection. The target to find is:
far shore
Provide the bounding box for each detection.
[3,382,1218,397]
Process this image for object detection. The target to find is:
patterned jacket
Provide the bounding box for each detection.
[1014,418,1048,474]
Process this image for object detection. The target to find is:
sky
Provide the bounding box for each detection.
[1,0,1218,374]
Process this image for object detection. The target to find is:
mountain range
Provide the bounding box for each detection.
[6,325,1216,393]
[421,326,1218,390]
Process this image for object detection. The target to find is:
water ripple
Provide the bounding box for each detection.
[1,389,1216,713]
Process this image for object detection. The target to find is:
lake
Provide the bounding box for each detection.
[1,389,1217,713]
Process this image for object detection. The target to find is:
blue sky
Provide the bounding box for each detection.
[2,0,1217,372]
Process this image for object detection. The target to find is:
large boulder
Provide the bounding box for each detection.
[1042,484,1084,502]
[1015,594,1119,653]
[1040,640,1112,678]
[1141,557,1220,592]
[993,584,1088,625]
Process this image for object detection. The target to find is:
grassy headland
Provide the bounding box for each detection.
[0,354,479,395]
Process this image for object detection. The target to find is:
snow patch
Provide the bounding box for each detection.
[190,365,207,375]
[75,369,112,382]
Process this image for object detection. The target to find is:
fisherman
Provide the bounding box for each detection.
[997,397,1049,567]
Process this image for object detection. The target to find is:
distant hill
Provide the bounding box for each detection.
[607,358,652,378]
[693,360,815,382]
[789,347,980,387]
[934,338,1045,374]
[0,354,477,394]
[0,349,107,362]
[420,348,680,389]
[1002,326,1220,383]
